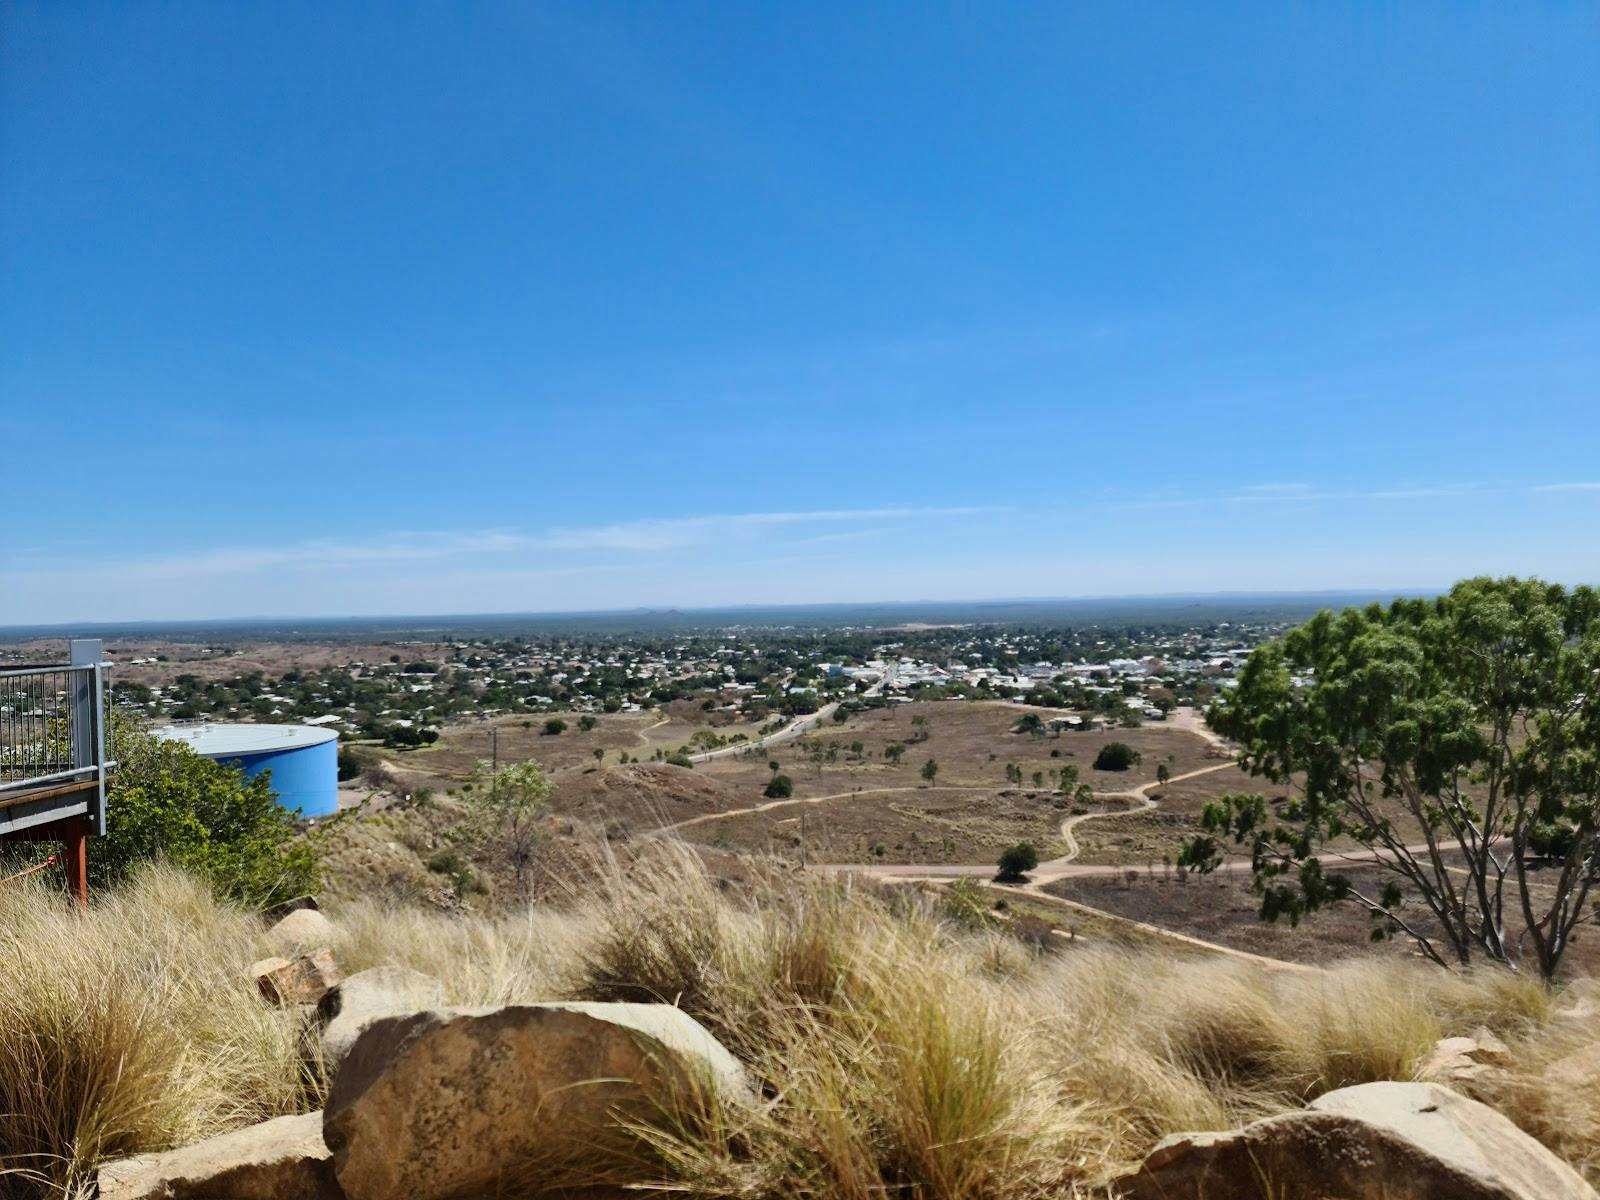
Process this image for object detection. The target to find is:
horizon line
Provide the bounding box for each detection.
[0,584,1456,634]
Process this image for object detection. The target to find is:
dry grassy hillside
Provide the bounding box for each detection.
[1,845,1596,1199]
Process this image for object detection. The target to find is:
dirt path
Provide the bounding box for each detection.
[1165,705,1227,748]
[1038,760,1238,877]
[633,717,671,746]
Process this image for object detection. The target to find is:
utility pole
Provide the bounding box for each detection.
[491,726,499,773]
[799,811,807,869]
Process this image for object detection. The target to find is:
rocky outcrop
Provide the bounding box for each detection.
[1416,1028,1512,1087]
[267,907,338,952]
[98,1112,339,1200]
[1118,1080,1596,1200]
[323,1001,754,1200]
[315,964,445,1063]
[253,948,341,1007]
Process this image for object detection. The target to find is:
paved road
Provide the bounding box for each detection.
[687,669,890,763]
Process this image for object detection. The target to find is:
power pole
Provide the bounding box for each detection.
[491,726,499,773]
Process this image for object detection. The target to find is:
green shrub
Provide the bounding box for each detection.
[1093,741,1141,771]
[544,718,568,736]
[764,774,794,799]
[995,843,1039,881]
[98,725,318,906]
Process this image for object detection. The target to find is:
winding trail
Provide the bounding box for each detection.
[1041,760,1236,876]
[633,717,672,746]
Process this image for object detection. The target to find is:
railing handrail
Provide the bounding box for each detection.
[0,661,108,681]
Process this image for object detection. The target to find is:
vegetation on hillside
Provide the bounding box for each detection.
[95,723,318,905]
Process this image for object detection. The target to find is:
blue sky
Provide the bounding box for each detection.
[4,3,1598,623]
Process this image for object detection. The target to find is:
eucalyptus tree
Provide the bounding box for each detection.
[1181,577,1600,979]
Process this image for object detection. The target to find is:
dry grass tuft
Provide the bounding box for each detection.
[0,844,1594,1199]
[0,866,310,1200]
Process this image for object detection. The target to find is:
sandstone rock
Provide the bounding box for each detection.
[1417,1030,1514,1086]
[253,948,341,1007]
[315,964,445,1063]
[1468,1026,1513,1067]
[324,1002,754,1200]
[1118,1081,1595,1200]
[267,907,337,951]
[263,894,321,922]
[98,1111,339,1200]
[1417,1035,1494,1085]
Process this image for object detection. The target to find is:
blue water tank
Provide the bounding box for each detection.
[151,723,340,817]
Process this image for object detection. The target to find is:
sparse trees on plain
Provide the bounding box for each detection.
[1014,713,1045,737]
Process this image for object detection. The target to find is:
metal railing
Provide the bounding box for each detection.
[0,640,111,835]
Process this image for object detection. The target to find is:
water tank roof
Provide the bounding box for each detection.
[151,722,339,755]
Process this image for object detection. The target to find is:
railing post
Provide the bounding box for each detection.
[63,816,89,910]
[69,639,108,834]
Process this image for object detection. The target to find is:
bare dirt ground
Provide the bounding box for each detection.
[375,707,771,791]
[690,701,1224,799]
[1043,862,1600,979]
[668,702,1226,865]
[683,785,1084,865]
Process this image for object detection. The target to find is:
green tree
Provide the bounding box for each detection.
[461,759,550,902]
[543,717,567,736]
[885,743,906,765]
[1094,742,1141,772]
[920,758,939,786]
[1013,712,1044,737]
[337,746,365,782]
[996,842,1039,881]
[764,773,794,799]
[99,724,318,905]
[1181,577,1600,980]
[1156,763,1171,789]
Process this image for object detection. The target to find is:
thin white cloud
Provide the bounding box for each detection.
[529,506,997,552]
[1535,482,1600,492]
[1116,484,1482,511]
[6,506,999,583]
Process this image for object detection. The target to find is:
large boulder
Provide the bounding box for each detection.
[1118,1081,1595,1200]
[267,907,338,952]
[315,964,445,1063]
[324,1002,754,1200]
[253,948,341,1007]
[98,1111,339,1200]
